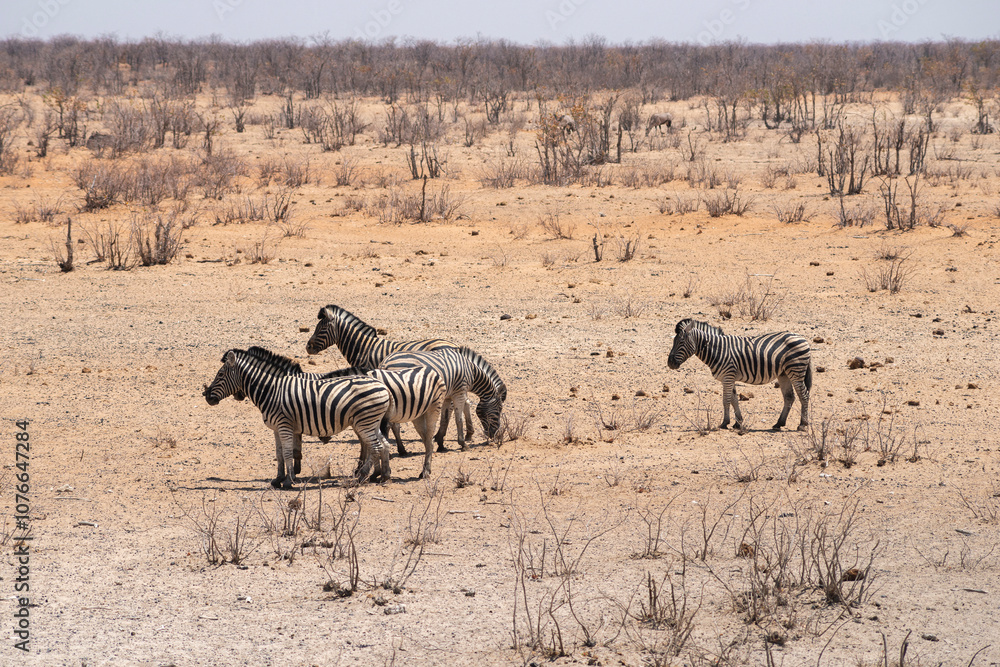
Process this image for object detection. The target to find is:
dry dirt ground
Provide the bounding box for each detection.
[2,93,1000,666]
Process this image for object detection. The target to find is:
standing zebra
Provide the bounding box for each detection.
[305,304,475,441]
[321,365,447,479]
[667,319,812,431]
[203,347,394,487]
[380,346,504,450]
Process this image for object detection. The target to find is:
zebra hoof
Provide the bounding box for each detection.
[270,478,283,488]
[396,446,410,457]
[719,423,730,430]
[796,423,808,432]
[436,444,449,453]
[293,462,302,474]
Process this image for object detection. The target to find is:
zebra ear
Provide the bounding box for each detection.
[225,350,237,365]
[317,307,327,320]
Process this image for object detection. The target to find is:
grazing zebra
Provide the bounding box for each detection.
[667,319,812,431]
[202,347,394,487]
[380,346,505,450]
[304,304,475,440]
[321,365,447,479]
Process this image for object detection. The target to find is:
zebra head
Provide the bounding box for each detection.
[476,396,502,440]
[306,305,378,356]
[203,350,246,405]
[667,319,698,370]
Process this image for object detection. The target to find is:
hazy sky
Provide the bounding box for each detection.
[5,0,998,45]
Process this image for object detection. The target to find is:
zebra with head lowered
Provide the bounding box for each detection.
[667,319,812,432]
[203,347,394,487]
[305,304,475,442]
[380,346,505,451]
[321,365,446,479]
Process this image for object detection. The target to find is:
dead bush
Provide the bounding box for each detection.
[131,211,185,266]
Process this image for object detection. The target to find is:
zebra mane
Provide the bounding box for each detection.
[677,318,724,336]
[319,366,368,379]
[237,346,305,376]
[320,305,379,338]
[457,346,507,401]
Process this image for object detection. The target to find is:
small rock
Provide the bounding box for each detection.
[470,230,479,236]
[376,328,388,336]
[816,366,826,373]
[375,282,383,288]
[885,357,894,364]
[661,384,669,393]
[635,390,647,397]
[611,394,621,401]
[82,367,92,373]
[841,568,865,582]
[967,383,979,389]
[933,329,945,336]
[500,314,512,321]
[464,589,476,597]
[606,349,614,358]
[415,249,428,255]
[813,336,825,344]
[525,313,537,320]
[907,400,920,406]
[738,392,753,401]
[299,326,310,332]
[848,357,865,370]
[809,261,820,266]
[567,283,576,288]
[683,387,694,394]
[826,271,834,276]
[855,387,865,392]
[921,634,939,642]
[383,604,406,615]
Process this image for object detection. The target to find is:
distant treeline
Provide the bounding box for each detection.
[1,36,997,103]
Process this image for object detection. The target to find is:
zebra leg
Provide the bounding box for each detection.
[774,376,795,430]
[450,391,469,450]
[435,405,452,450]
[274,425,298,489]
[793,376,810,431]
[463,402,474,440]
[730,386,745,430]
[271,431,285,488]
[417,402,442,479]
[392,422,408,457]
[293,432,303,475]
[375,430,392,483]
[719,380,734,429]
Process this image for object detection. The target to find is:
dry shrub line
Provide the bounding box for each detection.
[711,273,783,322]
[634,493,682,559]
[379,479,443,593]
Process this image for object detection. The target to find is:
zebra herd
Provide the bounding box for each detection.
[203,305,508,488]
[203,306,812,489]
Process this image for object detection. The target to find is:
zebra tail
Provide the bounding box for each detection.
[805,361,813,391]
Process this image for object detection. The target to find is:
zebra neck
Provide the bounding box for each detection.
[338,330,391,370]
[240,366,278,409]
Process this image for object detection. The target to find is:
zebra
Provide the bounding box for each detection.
[667,318,812,432]
[202,347,394,487]
[380,346,505,451]
[304,304,476,441]
[320,365,447,479]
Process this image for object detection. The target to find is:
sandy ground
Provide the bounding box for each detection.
[2,93,1000,666]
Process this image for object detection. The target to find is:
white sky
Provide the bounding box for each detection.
[4,0,998,45]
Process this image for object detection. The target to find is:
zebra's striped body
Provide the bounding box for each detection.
[321,365,447,478]
[380,346,505,450]
[667,319,812,431]
[203,347,394,487]
[305,304,474,440]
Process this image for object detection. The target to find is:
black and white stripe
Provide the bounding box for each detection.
[380,346,505,450]
[667,318,812,431]
[322,365,447,478]
[305,304,475,439]
[203,347,394,487]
